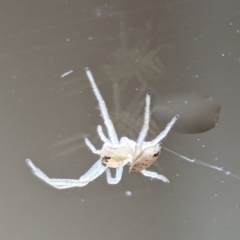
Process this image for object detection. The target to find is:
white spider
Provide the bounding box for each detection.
[26,67,179,189]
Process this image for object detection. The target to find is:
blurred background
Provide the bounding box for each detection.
[0,0,240,239]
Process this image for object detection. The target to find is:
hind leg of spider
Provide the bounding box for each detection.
[26,159,107,189]
[141,169,169,183]
[106,166,124,184]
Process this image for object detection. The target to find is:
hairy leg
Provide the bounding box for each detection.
[85,67,119,144]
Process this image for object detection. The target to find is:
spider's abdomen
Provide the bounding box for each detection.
[101,145,132,168]
[129,145,161,172]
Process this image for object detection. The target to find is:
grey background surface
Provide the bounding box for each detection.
[1,0,240,240]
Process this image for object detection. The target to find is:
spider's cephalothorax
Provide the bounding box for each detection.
[130,144,161,172]
[26,67,178,189]
[100,144,132,168]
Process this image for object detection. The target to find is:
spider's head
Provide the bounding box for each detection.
[101,143,132,168]
[129,144,161,172]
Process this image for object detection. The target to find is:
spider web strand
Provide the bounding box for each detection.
[162,146,240,181]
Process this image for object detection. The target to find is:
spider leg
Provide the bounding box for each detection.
[136,93,151,153]
[26,159,107,189]
[97,125,111,144]
[106,166,123,184]
[85,67,119,144]
[148,115,179,146]
[84,137,101,155]
[141,169,169,183]
[79,159,107,183]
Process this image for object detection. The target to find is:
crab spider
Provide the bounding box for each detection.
[26,67,178,189]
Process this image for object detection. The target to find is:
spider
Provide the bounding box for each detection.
[26,67,178,189]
